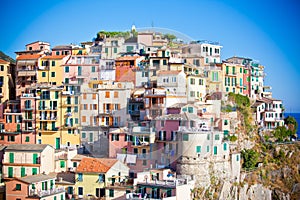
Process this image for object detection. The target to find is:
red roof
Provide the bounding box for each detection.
[0,59,9,64]
[16,54,42,60]
[76,157,118,173]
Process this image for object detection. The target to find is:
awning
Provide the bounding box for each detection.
[18,71,36,76]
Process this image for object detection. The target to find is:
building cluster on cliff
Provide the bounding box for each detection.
[0,26,284,199]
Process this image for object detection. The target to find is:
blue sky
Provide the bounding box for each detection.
[1,0,300,112]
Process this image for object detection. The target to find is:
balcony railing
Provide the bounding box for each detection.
[29,187,65,197]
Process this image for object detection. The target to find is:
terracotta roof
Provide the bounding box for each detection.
[0,59,9,64]
[158,70,182,75]
[16,54,42,60]
[42,55,67,59]
[116,56,140,61]
[76,157,118,173]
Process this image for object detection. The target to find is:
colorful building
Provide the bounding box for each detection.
[75,157,130,199]
[2,144,55,179]
[6,173,65,200]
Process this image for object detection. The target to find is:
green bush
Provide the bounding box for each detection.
[241,149,259,169]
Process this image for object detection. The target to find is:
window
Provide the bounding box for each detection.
[223,143,227,151]
[33,153,38,164]
[60,161,65,168]
[114,48,117,53]
[206,146,210,152]
[32,168,37,175]
[109,189,114,197]
[82,116,86,122]
[51,72,55,77]
[42,72,46,77]
[9,153,14,163]
[16,184,21,191]
[163,60,167,65]
[190,91,195,97]
[224,120,228,125]
[143,160,147,166]
[190,78,195,85]
[78,173,83,182]
[183,134,189,141]
[98,174,105,182]
[73,162,77,167]
[89,132,93,142]
[55,91,59,99]
[65,78,69,84]
[214,146,218,155]
[105,91,110,98]
[91,66,96,72]
[25,136,30,142]
[196,146,201,153]
[65,66,69,72]
[206,58,208,63]
[188,107,193,113]
[215,134,220,140]
[105,48,108,53]
[236,155,240,161]
[82,132,86,138]
[21,167,26,177]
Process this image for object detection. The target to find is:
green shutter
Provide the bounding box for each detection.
[60,161,65,168]
[206,146,210,152]
[196,146,201,153]
[33,154,38,164]
[183,134,189,141]
[8,167,13,178]
[9,153,14,163]
[105,48,108,53]
[223,143,227,151]
[32,168,37,175]
[21,167,26,177]
[42,182,44,190]
[214,146,218,155]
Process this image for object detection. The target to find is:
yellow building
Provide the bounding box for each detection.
[222,62,244,94]
[0,59,15,103]
[205,64,223,95]
[35,85,80,149]
[75,157,130,199]
[38,55,69,85]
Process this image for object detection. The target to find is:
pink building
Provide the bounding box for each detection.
[155,108,183,169]
[6,173,65,200]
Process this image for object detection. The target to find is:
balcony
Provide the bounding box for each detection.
[18,70,36,77]
[23,127,34,132]
[29,187,65,198]
[24,107,34,111]
[37,116,57,121]
[23,118,34,121]
[38,127,59,132]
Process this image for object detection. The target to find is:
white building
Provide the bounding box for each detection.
[186,74,206,102]
[252,97,284,129]
[157,70,187,107]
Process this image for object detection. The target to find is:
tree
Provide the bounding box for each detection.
[163,33,176,42]
[241,149,259,169]
[284,116,298,135]
[273,126,293,142]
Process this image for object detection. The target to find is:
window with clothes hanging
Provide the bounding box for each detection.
[98,174,105,183]
[78,173,83,182]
